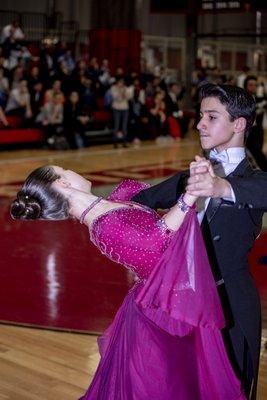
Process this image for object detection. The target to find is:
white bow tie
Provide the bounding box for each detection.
[209,150,229,165]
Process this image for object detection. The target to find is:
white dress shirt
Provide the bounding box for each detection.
[197,147,246,224]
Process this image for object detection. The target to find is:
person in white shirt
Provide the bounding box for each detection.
[5,79,32,120]
[111,78,132,148]
[1,21,24,44]
[236,66,250,89]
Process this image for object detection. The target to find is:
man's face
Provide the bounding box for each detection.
[70,92,79,103]
[197,97,238,153]
[245,79,257,95]
[170,84,179,94]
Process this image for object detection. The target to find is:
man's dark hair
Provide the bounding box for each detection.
[198,83,256,137]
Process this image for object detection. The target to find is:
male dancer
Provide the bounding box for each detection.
[132,83,267,399]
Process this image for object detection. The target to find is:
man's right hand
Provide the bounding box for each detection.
[187,155,232,199]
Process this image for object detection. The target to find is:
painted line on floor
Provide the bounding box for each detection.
[0,141,199,165]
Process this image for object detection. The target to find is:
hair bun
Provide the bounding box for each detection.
[10,191,41,220]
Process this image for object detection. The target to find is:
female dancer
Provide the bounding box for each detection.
[11,165,245,399]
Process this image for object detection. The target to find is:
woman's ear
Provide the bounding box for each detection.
[53,178,71,189]
[234,117,247,134]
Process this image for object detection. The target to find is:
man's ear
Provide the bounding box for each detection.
[234,117,246,134]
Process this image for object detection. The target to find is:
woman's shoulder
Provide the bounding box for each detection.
[108,179,150,202]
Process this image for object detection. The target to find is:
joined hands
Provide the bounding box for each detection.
[186,155,232,199]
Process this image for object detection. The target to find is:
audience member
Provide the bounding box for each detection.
[244,75,267,171]
[1,20,24,45]
[237,66,250,88]
[111,77,132,147]
[44,79,65,104]
[0,67,9,107]
[0,105,9,127]
[27,66,41,93]
[5,79,32,122]
[2,29,262,150]
[128,79,148,143]
[148,89,168,140]
[64,91,90,148]
[30,81,44,119]
[10,66,25,90]
[37,92,68,149]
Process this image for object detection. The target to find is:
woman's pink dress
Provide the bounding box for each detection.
[80,180,245,400]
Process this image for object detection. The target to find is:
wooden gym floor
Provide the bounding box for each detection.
[0,134,266,399]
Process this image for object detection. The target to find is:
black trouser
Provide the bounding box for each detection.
[218,283,257,400]
[223,323,254,398]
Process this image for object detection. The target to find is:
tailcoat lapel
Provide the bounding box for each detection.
[204,158,253,224]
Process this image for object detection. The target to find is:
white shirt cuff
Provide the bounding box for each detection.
[222,186,236,203]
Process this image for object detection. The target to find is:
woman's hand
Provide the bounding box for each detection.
[183,191,197,207]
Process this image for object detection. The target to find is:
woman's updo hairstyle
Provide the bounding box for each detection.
[10,166,70,220]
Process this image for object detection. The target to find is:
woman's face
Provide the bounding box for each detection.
[53,80,61,91]
[52,166,92,193]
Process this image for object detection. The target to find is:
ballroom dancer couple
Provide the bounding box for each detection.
[11,83,267,399]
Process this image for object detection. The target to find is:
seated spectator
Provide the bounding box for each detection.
[1,21,24,61]
[0,53,8,75]
[8,48,31,72]
[56,61,72,95]
[99,59,111,90]
[72,59,88,80]
[39,43,57,82]
[27,66,41,93]
[64,91,90,148]
[54,40,68,62]
[37,93,65,148]
[87,57,100,84]
[1,22,30,73]
[0,105,9,127]
[10,66,25,89]
[58,49,75,75]
[30,81,44,119]
[77,76,96,112]
[44,79,65,104]
[148,89,168,140]
[0,67,9,107]
[5,79,32,123]
[1,20,25,45]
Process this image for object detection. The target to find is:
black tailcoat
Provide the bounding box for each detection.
[132,158,267,399]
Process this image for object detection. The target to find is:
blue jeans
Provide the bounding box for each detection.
[113,109,129,142]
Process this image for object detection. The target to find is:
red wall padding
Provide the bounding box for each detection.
[0,128,44,144]
[88,29,141,73]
